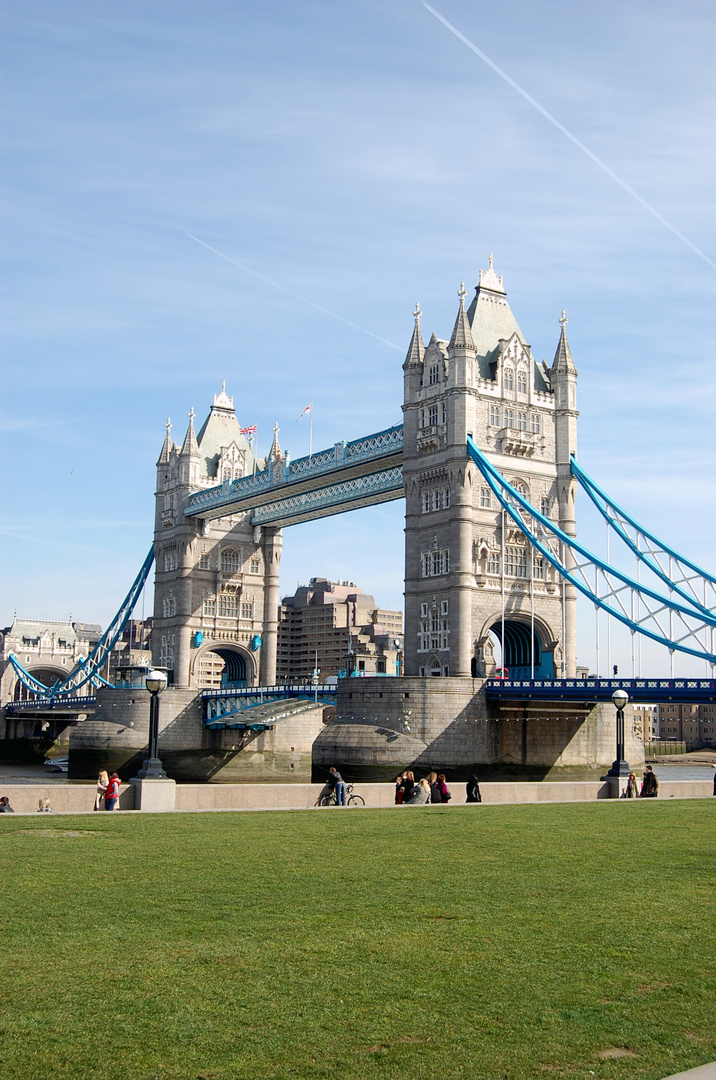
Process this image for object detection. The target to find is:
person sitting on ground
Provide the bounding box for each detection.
[406,778,431,805]
[37,797,53,812]
[400,770,415,803]
[105,772,121,811]
[327,767,347,806]
[438,773,452,803]
[427,771,442,804]
[0,796,15,813]
[640,765,659,798]
[466,773,482,803]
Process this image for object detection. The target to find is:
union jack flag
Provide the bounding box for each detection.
[240,425,257,435]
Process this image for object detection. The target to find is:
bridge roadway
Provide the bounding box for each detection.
[484,677,716,703]
[184,425,404,527]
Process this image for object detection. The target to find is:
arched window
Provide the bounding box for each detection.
[517,370,527,395]
[504,367,514,391]
[220,548,240,573]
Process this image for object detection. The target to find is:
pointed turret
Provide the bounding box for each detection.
[551,311,577,376]
[156,418,172,466]
[449,283,475,350]
[268,421,282,463]
[180,407,200,458]
[403,303,425,368]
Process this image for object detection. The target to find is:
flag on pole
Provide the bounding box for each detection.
[295,403,312,422]
[240,425,257,434]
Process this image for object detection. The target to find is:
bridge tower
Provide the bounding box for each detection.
[402,258,578,679]
[152,385,283,689]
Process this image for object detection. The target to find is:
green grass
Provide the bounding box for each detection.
[1,802,715,1080]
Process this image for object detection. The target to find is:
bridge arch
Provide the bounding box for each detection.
[190,642,256,690]
[12,664,69,701]
[474,614,557,680]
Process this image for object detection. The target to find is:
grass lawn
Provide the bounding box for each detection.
[1,801,715,1080]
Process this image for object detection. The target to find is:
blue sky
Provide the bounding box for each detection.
[3,0,716,675]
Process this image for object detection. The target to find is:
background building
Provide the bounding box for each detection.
[655,703,716,748]
[277,578,403,682]
[0,617,102,702]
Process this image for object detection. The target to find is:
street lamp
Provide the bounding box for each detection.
[605,688,630,782]
[135,669,168,779]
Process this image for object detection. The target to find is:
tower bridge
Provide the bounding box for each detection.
[6,257,716,782]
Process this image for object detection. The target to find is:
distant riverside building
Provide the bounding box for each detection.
[277,578,403,683]
[632,703,656,743]
[0,617,102,701]
[655,703,716,747]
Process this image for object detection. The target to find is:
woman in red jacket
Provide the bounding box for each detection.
[105,772,121,811]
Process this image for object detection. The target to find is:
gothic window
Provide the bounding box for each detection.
[441,402,446,424]
[199,553,210,570]
[250,558,261,574]
[443,549,450,574]
[530,413,541,435]
[429,405,438,426]
[432,550,442,576]
[162,596,177,618]
[517,370,527,395]
[489,404,500,426]
[443,487,450,508]
[504,367,514,391]
[241,602,253,620]
[517,412,527,431]
[220,548,240,573]
[222,468,232,481]
[512,480,528,499]
[540,496,551,517]
[440,619,449,649]
[203,596,216,617]
[433,490,441,511]
[505,547,528,578]
[440,599,448,616]
[428,363,440,386]
[422,553,431,577]
[480,486,491,508]
[163,552,178,572]
[422,492,431,514]
[420,603,428,618]
[533,556,545,579]
[504,408,514,429]
[218,593,238,618]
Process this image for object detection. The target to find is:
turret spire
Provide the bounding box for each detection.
[157,417,172,466]
[449,282,475,350]
[552,310,577,375]
[180,406,200,458]
[268,421,282,463]
[403,302,425,368]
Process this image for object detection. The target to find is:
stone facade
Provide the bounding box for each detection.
[152,386,283,689]
[402,259,578,679]
[0,617,101,703]
[313,676,645,781]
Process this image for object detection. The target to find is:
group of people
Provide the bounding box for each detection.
[94,771,121,811]
[395,770,453,805]
[621,765,659,798]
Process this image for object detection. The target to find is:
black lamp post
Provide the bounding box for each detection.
[605,688,630,781]
[135,669,168,780]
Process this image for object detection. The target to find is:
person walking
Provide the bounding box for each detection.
[427,771,442,804]
[625,772,639,799]
[466,773,482,803]
[437,773,452,803]
[105,772,121,811]
[640,765,659,798]
[94,770,109,811]
[328,767,346,806]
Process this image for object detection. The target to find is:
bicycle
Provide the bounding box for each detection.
[317,783,365,807]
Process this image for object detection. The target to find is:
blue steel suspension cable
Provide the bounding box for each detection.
[466,437,716,664]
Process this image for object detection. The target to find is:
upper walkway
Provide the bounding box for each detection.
[485,677,716,703]
[184,424,404,526]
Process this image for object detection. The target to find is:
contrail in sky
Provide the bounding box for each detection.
[424,4,716,272]
[186,233,401,350]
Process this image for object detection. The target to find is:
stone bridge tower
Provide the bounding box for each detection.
[152,386,283,689]
[402,258,578,679]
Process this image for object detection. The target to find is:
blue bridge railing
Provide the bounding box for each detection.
[485,677,716,703]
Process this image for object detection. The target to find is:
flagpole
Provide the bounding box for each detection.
[309,403,313,461]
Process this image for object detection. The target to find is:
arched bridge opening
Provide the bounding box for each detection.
[489,620,555,680]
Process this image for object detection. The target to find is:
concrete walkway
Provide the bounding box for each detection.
[664,1065,716,1080]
